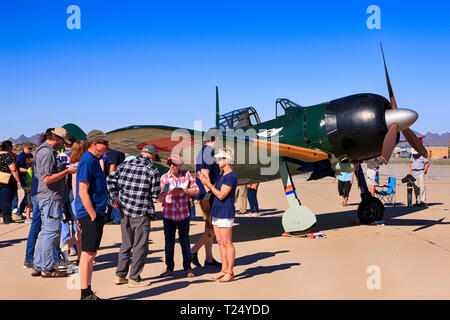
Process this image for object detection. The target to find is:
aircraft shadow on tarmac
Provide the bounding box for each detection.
[317,202,447,232]
[0,237,27,249]
[108,251,299,300]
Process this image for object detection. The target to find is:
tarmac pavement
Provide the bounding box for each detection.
[1,176,449,300]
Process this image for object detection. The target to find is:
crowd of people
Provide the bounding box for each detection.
[0,128,244,299]
[334,153,429,207]
[2,125,430,299]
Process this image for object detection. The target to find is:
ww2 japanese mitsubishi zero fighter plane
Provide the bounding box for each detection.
[66,43,428,234]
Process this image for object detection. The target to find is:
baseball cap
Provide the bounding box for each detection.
[86,130,107,144]
[141,144,161,162]
[52,127,72,145]
[167,153,183,165]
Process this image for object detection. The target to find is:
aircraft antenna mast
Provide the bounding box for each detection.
[215,86,220,129]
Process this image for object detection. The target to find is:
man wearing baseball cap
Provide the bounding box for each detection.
[158,153,199,278]
[75,129,109,299]
[141,144,161,162]
[31,127,77,278]
[106,144,161,287]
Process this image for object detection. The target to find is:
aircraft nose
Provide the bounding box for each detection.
[384,108,418,131]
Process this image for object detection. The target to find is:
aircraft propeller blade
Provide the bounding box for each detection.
[402,128,428,158]
[379,43,428,163]
[381,122,399,164]
[380,42,398,110]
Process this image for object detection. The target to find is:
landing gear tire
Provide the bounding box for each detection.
[357,197,385,224]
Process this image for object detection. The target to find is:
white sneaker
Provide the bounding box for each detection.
[25,218,32,224]
[12,208,18,215]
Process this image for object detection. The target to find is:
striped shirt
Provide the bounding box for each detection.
[106,154,161,218]
[160,170,198,221]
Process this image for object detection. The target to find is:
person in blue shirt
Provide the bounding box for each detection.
[197,147,238,282]
[190,134,222,269]
[75,130,108,300]
[335,171,354,207]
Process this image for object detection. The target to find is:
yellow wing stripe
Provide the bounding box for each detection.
[251,140,328,162]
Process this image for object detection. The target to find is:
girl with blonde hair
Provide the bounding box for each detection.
[197,147,238,282]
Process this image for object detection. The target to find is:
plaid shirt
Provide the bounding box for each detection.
[161,170,198,221]
[106,154,161,218]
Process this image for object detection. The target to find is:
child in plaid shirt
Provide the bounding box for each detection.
[159,154,199,278]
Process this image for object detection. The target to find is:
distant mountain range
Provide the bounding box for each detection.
[7,133,43,145]
[399,130,450,147]
[6,130,450,147]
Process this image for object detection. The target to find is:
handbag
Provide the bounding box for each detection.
[0,171,12,184]
[200,170,224,200]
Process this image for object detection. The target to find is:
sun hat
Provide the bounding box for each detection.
[52,127,72,145]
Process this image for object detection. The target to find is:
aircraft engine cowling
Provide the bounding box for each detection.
[324,93,394,162]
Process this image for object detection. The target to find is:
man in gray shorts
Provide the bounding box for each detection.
[32,128,76,278]
[365,156,383,196]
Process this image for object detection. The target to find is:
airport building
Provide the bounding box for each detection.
[425,147,449,159]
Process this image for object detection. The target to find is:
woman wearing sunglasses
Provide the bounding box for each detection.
[159,154,199,278]
[197,147,238,282]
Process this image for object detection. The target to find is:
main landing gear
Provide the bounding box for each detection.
[278,159,385,234]
[354,162,385,224]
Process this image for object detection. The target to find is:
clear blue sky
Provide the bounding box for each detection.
[1,0,449,140]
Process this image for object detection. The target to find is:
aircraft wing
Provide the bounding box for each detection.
[105,125,330,184]
[107,125,328,160]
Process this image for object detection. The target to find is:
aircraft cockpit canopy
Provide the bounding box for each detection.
[218,107,261,131]
[276,98,303,117]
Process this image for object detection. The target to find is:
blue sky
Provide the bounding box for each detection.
[1,0,449,140]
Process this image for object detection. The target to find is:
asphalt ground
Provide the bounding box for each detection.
[0,176,449,301]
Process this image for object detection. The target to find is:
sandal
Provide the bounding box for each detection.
[211,272,227,281]
[41,269,68,278]
[219,273,235,282]
[31,269,41,277]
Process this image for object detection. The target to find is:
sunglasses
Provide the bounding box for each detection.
[96,140,109,146]
[168,161,181,166]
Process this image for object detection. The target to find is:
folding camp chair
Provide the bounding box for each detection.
[375,176,397,206]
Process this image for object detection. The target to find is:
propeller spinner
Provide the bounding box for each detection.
[380,43,428,164]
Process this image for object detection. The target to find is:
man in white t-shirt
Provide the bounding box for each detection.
[410,149,429,207]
